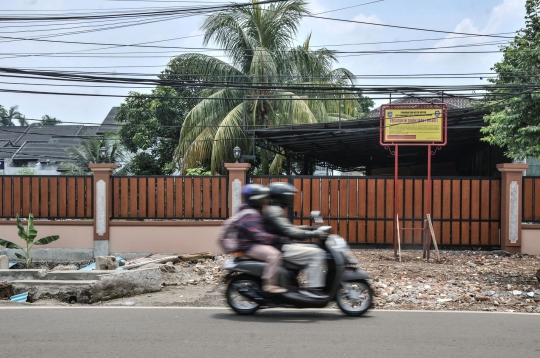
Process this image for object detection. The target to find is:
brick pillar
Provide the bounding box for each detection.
[497,163,529,254]
[224,163,251,216]
[88,164,117,257]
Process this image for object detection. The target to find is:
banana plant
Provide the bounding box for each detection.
[0,214,60,269]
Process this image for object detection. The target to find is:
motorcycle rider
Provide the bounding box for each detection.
[235,184,287,294]
[263,182,329,298]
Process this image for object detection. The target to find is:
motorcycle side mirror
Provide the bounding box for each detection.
[310,211,323,224]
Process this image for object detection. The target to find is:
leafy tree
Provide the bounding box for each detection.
[40,115,62,126]
[162,0,371,174]
[115,86,194,175]
[481,0,540,160]
[59,134,125,175]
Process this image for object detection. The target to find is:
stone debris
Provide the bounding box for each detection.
[49,264,78,272]
[0,281,14,299]
[95,256,119,270]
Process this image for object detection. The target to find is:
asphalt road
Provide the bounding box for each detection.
[1,307,538,358]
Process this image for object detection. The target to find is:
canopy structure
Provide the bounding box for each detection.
[252,96,507,175]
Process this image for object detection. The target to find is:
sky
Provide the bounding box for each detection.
[0,0,528,125]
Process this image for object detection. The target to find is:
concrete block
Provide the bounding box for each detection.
[91,268,162,303]
[0,255,8,270]
[12,280,97,304]
[95,256,119,270]
[94,240,109,258]
[0,269,47,281]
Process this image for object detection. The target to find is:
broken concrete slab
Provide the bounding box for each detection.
[0,269,47,281]
[0,255,8,270]
[10,267,162,304]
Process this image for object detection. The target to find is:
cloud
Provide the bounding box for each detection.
[418,0,525,63]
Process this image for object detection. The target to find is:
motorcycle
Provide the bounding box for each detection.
[222,212,373,316]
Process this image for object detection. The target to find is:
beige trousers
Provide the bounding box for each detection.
[246,244,282,285]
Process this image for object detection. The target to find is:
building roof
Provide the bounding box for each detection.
[96,107,120,135]
[255,100,488,171]
[12,124,85,146]
[12,137,85,163]
[369,95,474,117]
[0,126,28,143]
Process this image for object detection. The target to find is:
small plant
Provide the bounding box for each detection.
[0,214,60,269]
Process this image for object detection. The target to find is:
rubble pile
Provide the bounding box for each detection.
[355,250,540,313]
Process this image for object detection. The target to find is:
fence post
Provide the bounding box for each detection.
[497,163,528,253]
[225,163,251,216]
[88,164,117,257]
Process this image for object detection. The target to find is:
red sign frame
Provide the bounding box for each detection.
[380,103,448,146]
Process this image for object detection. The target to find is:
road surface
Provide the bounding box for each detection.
[1,307,538,358]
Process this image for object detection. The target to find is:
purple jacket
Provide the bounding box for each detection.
[235,204,281,253]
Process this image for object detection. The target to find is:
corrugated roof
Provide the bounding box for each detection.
[369,95,474,117]
[0,126,28,142]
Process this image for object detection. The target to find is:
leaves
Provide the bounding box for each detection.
[14,253,25,260]
[0,238,22,250]
[480,0,540,160]
[34,235,60,246]
[27,213,37,242]
[16,214,28,241]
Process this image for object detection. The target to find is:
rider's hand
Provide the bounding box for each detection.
[315,231,329,240]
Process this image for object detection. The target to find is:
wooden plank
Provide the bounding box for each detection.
[320,179,330,219]
[461,222,470,246]
[120,177,129,218]
[522,178,533,221]
[452,180,461,221]
[130,178,139,218]
[201,178,211,218]
[211,178,220,218]
[111,178,120,218]
[403,179,414,243]
[49,177,58,217]
[311,178,321,213]
[480,180,490,220]
[471,180,480,220]
[174,178,183,218]
[192,177,202,218]
[166,178,175,218]
[156,178,166,218]
[481,222,490,245]
[442,180,451,220]
[0,177,3,217]
[302,178,312,226]
[58,177,67,217]
[329,179,339,220]
[461,180,471,220]
[491,180,500,220]
[220,177,227,218]
[293,178,302,221]
[76,178,85,218]
[357,179,367,244]
[348,220,357,243]
[184,177,193,218]
[31,177,40,216]
[40,177,49,218]
[535,178,540,221]
[432,179,442,220]
[3,177,12,217]
[136,178,146,217]
[471,222,480,245]
[366,179,376,243]
[147,177,156,218]
[413,179,423,219]
[86,177,93,218]
[22,177,31,217]
[490,222,499,246]
[67,177,76,217]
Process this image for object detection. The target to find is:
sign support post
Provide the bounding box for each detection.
[380,104,448,258]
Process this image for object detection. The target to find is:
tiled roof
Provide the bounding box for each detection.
[12,124,85,146]
[12,137,85,163]
[96,107,120,135]
[0,146,17,159]
[0,126,28,142]
[369,95,474,117]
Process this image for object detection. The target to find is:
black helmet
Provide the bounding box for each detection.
[268,182,297,207]
[242,184,270,207]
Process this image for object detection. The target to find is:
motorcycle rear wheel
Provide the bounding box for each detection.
[226,274,261,315]
[336,279,373,316]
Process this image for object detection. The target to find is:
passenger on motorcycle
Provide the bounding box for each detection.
[264,182,329,298]
[235,184,287,294]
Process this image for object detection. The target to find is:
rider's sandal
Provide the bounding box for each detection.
[263,284,287,294]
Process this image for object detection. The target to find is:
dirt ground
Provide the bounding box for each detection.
[14,249,538,313]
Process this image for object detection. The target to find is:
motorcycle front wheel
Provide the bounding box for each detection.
[336,279,373,316]
[226,274,261,315]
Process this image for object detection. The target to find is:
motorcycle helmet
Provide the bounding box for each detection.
[268,182,297,207]
[241,184,270,207]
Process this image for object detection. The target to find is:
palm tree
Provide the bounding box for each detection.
[59,134,125,175]
[164,0,364,174]
[40,115,62,125]
[4,105,28,126]
[0,105,20,126]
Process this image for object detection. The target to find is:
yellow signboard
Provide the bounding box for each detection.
[383,108,444,143]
